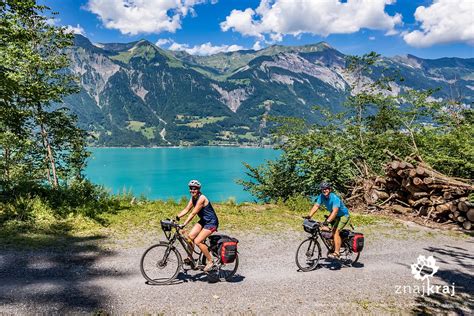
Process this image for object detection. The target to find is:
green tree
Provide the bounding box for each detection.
[240,52,471,202]
[1,0,87,189]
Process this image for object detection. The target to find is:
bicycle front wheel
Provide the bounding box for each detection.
[140,244,182,284]
[295,238,321,272]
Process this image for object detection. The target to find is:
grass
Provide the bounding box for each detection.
[166,58,185,68]
[176,116,227,128]
[0,197,391,250]
[126,121,155,139]
[238,132,258,141]
[110,44,156,64]
[3,190,468,250]
[127,120,145,131]
[141,127,155,139]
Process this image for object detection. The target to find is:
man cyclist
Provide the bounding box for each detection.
[176,180,219,272]
[305,182,351,260]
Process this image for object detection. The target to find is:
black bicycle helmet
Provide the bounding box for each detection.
[319,181,332,190]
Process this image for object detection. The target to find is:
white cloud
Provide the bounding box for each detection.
[46,18,61,26]
[221,0,402,41]
[156,38,171,47]
[168,42,189,51]
[168,41,244,55]
[252,41,263,50]
[369,36,375,41]
[87,0,213,35]
[403,0,474,47]
[65,24,86,35]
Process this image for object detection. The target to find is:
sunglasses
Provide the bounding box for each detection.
[189,187,199,191]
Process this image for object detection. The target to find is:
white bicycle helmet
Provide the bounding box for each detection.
[188,179,201,188]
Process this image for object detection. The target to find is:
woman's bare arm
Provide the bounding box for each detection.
[177,199,193,219]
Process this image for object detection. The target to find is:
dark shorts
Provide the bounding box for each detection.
[198,219,218,232]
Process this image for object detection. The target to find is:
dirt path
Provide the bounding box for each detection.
[0,222,473,314]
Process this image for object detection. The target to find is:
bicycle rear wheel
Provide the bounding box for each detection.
[140,244,182,284]
[202,253,239,282]
[295,238,321,271]
[339,241,360,266]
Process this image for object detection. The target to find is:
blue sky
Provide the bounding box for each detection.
[43,0,473,58]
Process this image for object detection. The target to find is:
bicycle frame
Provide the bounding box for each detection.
[163,226,204,269]
[307,225,353,254]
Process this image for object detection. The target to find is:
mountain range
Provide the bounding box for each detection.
[64,34,474,146]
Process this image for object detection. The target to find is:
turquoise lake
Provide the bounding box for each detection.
[85,147,281,202]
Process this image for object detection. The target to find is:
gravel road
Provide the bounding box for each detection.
[1,222,473,314]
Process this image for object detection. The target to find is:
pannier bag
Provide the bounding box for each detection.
[351,233,364,252]
[303,219,319,234]
[217,236,239,264]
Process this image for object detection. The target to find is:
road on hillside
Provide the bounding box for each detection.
[0,224,473,314]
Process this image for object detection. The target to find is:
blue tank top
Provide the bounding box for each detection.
[192,195,219,225]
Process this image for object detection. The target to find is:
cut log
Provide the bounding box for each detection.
[402,178,424,194]
[392,205,412,214]
[428,184,470,190]
[424,178,473,188]
[423,177,434,185]
[458,201,469,213]
[435,203,452,213]
[418,162,452,178]
[355,154,473,229]
[413,177,424,186]
[390,161,400,170]
[443,191,453,200]
[412,192,429,198]
[412,197,430,207]
[416,166,427,177]
[429,195,444,204]
[397,169,409,177]
[467,209,474,222]
[463,221,472,230]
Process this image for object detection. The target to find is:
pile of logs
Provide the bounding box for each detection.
[352,156,473,230]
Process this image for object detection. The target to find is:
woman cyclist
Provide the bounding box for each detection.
[176,180,219,272]
[305,182,351,260]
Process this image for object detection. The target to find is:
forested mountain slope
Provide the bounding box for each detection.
[65,35,474,146]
